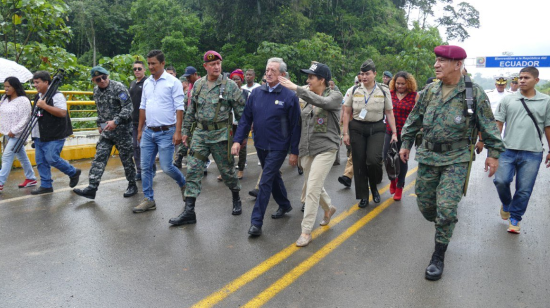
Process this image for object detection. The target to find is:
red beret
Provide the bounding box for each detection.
[203,50,222,62]
[434,45,467,60]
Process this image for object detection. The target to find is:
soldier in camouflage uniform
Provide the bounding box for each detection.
[73,66,137,199]
[169,51,246,226]
[400,46,504,281]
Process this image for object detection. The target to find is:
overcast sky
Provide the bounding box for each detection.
[443,0,550,78]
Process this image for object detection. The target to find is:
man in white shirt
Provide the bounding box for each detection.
[133,50,186,213]
[485,75,509,113]
[241,69,261,92]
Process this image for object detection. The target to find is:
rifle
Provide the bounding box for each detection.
[13,69,65,153]
[463,75,477,196]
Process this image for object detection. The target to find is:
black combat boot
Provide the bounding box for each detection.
[425,242,448,281]
[232,190,242,215]
[73,186,97,199]
[169,197,197,225]
[123,182,138,197]
[369,178,380,203]
[173,154,184,168]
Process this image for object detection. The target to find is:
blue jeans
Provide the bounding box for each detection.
[140,126,185,200]
[0,136,36,185]
[251,149,291,228]
[33,138,77,189]
[493,149,543,221]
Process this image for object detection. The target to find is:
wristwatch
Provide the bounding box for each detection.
[114,119,120,125]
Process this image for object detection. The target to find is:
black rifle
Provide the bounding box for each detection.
[13,69,65,153]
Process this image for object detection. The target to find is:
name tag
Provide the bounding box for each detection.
[353,94,363,98]
[373,95,385,98]
[359,108,368,120]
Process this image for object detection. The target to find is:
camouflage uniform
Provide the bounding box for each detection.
[183,75,245,197]
[401,76,504,245]
[89,80,136,189]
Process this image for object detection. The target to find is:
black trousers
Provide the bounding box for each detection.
[349,120,385,199]
[383,132,408,188]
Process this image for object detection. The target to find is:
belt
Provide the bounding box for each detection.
[147,124,175,132]
[196,121,230,131]
[422,139,470,152]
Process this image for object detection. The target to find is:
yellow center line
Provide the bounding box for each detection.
[242,180,416,308]
[191,167,418,308]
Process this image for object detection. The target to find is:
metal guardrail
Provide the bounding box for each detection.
[0,90,98,132]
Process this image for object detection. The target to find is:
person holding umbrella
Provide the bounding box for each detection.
[0,77,37,191]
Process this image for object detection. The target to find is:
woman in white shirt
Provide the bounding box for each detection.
[0,77,37,191]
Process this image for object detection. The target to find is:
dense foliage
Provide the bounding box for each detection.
[1,0,483,91]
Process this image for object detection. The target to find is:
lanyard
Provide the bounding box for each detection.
[363,83,377,106]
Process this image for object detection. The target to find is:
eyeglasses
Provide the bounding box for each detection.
[93,75,108,83]
[133,67,143,71]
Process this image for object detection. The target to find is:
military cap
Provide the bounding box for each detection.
[182,66,197,77]
[495,75,508,85]
[91,66,109,78]
[383,71,393,78]
[434,45,467,60]
[203,50,222,62]
[360,59,376,72]
[510,73,519,83]
[300,62,331,81]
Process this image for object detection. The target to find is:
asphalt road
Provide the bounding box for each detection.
[1,143,549,308]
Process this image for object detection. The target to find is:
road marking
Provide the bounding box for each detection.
[191,167,418,308]
[242,180,416,308]
[0,151,260,206]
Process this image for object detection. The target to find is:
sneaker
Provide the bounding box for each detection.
[500,205,510,220]
[69,169,81,188]
[18,179,38,188]
[31,186,54,195]
[133,198,156,213]
[507,218,521,234]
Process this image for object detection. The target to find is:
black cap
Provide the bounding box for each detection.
[300,62,331,81]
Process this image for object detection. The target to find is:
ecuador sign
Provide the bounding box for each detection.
[476,56,550,68]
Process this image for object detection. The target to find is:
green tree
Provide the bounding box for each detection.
[0,0,71,62]
[396,23,444,85]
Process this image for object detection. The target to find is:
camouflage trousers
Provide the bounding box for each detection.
[89,130,136,189]
[416,162,467,245]
[175,142,188,158]
[185,139,240,198]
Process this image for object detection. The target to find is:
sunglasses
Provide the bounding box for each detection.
[133,67,143,71]
[93,75,108,83]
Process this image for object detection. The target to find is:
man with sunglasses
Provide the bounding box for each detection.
[129,60,147,181]
[73,66,137,199]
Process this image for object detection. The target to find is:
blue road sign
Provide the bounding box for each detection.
[476,56,550,68]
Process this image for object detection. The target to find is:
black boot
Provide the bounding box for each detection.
[169,197,197,225]
[425,242,448,281]
[73,186,97,199]
[232,190,242,215]
[370,178,380,203]
[173,154,183,168]
[123,182,138,197]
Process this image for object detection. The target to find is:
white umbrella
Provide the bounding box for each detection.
[0,57,33,83]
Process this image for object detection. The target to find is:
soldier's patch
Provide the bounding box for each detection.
[118,92,129,101]
[317,118,324,125]
[454,116,462,124]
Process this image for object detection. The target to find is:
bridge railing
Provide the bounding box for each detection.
[0,90,98,132]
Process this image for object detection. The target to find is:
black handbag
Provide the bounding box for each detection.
[385,142,400,180]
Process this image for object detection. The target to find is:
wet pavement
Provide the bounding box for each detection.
[1,143,549,307]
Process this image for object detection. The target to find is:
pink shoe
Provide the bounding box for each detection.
[18,179,38,188]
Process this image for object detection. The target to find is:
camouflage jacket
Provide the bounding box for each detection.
[183,75,245,143]
[94,80,133,127]
[401,76,504,166]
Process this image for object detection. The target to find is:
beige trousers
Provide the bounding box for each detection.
[343,152,354,178]
[300,149,337,234]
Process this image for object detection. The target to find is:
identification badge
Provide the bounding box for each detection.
[359,108,368,120]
